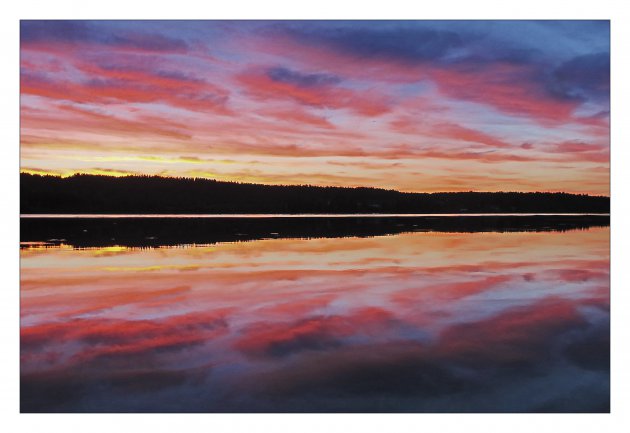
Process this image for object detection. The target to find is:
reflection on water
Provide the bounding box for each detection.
[20,225,609,412]
[20,214,610,248]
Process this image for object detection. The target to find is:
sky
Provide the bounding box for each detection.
[20,20,610,194]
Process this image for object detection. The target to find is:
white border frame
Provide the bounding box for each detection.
[3,1,628,432]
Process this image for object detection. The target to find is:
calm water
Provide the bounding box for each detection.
[21,213,608,218]
[20,220,610,412]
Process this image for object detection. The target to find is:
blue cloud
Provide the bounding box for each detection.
[21,20,189,52]
[547,52,610,102]
[282,24,465,64]
[267,67,342,87]
[21,20,94,44]
[269,21,610,106]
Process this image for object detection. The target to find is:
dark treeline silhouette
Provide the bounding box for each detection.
[21,173,610,214]
[21,215,610,249]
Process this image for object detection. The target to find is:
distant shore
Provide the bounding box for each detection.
[21,173,610,215]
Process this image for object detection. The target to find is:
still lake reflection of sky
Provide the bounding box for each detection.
[20,227,609,412]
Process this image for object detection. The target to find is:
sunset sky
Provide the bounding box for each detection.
[20,20,610,194]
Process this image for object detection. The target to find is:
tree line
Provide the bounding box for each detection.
[20,173,610,214]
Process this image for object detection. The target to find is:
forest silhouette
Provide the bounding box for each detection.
[21,173,610,214]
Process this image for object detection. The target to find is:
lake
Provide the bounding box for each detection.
[20,216,610,412]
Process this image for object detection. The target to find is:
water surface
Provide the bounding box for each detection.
[20,219,609,412]
[20,214,609,248]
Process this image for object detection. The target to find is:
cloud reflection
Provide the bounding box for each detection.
[20,228,609,412]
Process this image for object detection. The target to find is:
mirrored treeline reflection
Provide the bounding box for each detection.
[21,214,609,248]
[20,223,609,413]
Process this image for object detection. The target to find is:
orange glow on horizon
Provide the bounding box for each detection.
[19,169,610,196]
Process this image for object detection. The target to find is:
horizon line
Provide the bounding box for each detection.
[20,213,612,219]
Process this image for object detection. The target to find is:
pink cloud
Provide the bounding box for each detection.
[236,68,391,116]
